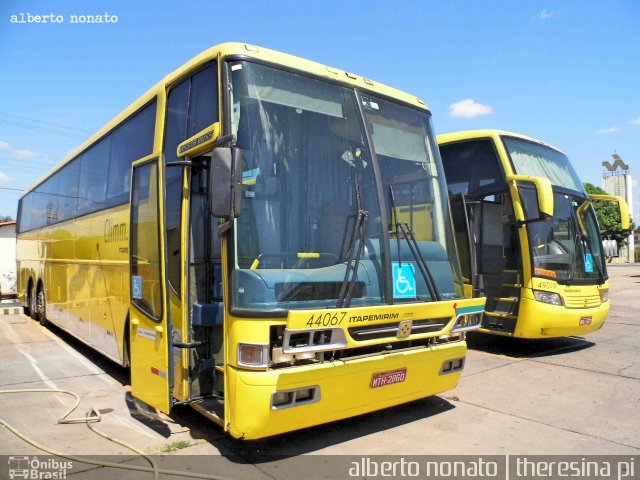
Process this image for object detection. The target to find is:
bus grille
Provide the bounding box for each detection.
[348,318,450,341]
[563,295,601,309]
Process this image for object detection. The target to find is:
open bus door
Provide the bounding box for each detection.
[449,193,478,298]
[128,156,173,414]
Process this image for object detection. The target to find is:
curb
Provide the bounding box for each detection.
[0,305,23,316]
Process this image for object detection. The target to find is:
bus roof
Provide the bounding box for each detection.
[436,129,565,155]
[24,42,429,195]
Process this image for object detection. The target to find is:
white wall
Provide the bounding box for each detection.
[0,223,17,293]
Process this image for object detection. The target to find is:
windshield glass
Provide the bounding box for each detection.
[503,136,584,193]
[361,94,463,301]
[525,192,607,284]
[229,61,462,312]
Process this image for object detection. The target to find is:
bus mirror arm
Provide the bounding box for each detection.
[506,174,554,225]
[588,194,631,231]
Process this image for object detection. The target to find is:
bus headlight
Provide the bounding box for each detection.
[237,343,270,368]
[533,290,563,306]
[599,288,609,303]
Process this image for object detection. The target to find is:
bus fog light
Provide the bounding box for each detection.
[238,343,269,368]
[599,289,609,303]
[272,391,293,406]
[295,388,314,401]
[271,386,320,409]
[533,290,563,306]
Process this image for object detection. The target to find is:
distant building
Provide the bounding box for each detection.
[602,154,634,263]
[0,221,17,295]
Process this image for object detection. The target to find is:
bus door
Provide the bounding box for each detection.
[129,157,173,414]
[450,192,521,333]
[449,193,477,297]
[475,194,521,333]
[182,153,225,422]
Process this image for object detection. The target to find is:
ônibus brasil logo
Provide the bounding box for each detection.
[8,456,72,480]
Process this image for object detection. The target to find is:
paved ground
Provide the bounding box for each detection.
[1,265,638,479]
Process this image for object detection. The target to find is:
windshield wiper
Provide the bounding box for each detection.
[337,174,368,308]
[388,185,440,301]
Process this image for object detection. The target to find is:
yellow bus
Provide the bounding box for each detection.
[437,130,630,338]
[16,43,484,439]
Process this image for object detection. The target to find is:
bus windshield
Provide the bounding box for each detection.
[526,192,607,284]
[229,61,463,312]
[503,136,584,194]
[502,136,606,284]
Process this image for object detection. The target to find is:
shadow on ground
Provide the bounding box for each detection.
[188,395,456,461]
[466,331,594,359]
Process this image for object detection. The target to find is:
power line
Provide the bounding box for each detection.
[0,112,93,134]
[0,157,57,167]
[0,186,25,192]
[0,119,87,140]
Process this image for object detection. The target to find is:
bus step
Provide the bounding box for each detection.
[494,297,518,303]
[191,397,225,426]
[484,311,517,320]
[501,283,522,288]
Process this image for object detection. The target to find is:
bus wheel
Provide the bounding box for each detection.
[24,280,33,318]
[35,285,48,326]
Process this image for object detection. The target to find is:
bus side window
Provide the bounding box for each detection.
[164,63,218,296]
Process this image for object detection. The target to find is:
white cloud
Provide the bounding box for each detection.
[0,172,15,184]
[12,149,40,159]
[449,99,494,118]
[628,117,640,125]
[595,127,621,135]
[0,140,44,159]
[533,9,559,21]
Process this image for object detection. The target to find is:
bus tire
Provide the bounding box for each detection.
[23,279,33,318]
[35,284,48,326]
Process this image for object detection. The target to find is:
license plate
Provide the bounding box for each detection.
[370,368,407,388]
[579,316,592,325]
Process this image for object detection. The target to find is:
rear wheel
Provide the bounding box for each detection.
[34,285,48,326]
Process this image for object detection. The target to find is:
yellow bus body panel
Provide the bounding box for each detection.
[226,341,466,439]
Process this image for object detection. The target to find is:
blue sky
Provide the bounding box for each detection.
[1,0,639,221]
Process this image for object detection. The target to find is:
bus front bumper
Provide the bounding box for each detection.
[513,296,609,338]
[226,340,466,439]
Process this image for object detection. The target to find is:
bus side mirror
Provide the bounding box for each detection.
[209,147,243,219]
[588,194,631,231]
[506,174,554,225]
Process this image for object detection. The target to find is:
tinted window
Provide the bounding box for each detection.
[42,176,60,225]
[31,185,48,229]
[439,139,506,198]
[130,161,163,320]
[18,195,32,232]
[18,102,156,230]
[107,101,156,206]
[164,63,218,292]
[58,159,80,221]
[164,63,218,165]
[77,138,110,215]
[188,65,217,137]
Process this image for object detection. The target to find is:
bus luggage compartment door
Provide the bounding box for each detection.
[128,157,173,414]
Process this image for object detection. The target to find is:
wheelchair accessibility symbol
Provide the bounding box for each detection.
[132,275,143,299]
[584,253,594,273]
[393,263,416,299]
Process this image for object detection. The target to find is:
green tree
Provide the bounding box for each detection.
[0,215,14,222]
[583,183,634,247]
